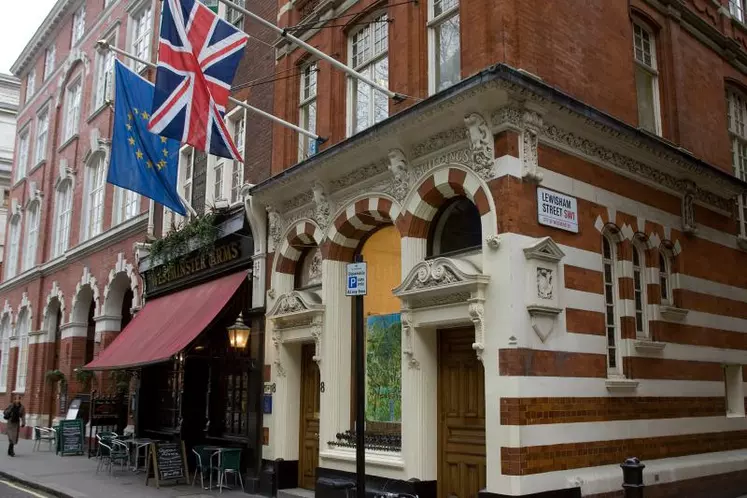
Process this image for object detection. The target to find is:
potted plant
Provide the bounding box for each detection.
[45,369,67,388]
[73,368,96,391]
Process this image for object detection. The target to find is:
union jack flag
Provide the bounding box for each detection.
[149,0,248,161]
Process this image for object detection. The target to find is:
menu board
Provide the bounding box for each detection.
[58,419,84,456]
[145,441,188,488]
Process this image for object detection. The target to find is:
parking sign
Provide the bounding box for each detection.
[346,262,367,296]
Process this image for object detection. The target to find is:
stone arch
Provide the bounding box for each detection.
[54,49,89,107]
[323,195,403,262]
[401,165,497,243]
[1,300,13,327]
[274,219,325,275]
[70,267,100,324]
[16,293,33,331]
[42,281,66,341]
[103,253,140,317]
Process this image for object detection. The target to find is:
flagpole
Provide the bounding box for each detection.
[214,0,405,102]
[96,41,324,142]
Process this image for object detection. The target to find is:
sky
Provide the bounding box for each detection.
[0,0,59,74]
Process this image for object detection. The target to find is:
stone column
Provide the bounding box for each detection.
[270,340,302,460]
[59,322,90,400]
[94,315,122,393]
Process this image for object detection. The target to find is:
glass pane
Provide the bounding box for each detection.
[606,306,614,325]
[660,277,668,299]
[605,285,613,303]
[435,14,461,91]
[636,312,643,332]
[354,79,369,134]
[635,67,656,133]
[434,0,458,17]
[633,271,640,289]
[602,238,611,259]
[635,292,642,309]
[604,264,612,283]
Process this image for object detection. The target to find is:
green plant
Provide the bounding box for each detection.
[149,211,220,263]
[73,368,96,389]
[108,370,133,393]
[45,369,66,387]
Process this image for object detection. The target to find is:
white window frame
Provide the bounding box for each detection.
[83,155,106,240]
[724,364,745,417]
[659,250,672,305]
[230,110,246,204]
[94,33,117,111]
[63,79,82,142]
[71,5,86,47]
[114,188,140,225]
[298,62,318,161]
[164,146,195,233]
[427,0,461,95]
[129,5,153,73]
[0,316,10,392]
[15,127,29,182]
[347,12,389,136]
[213,161,225,201]
[632,22,661,136]
[602,234,621,375]
[227,0,245,27]
[35,107,50,165]
[632,244,648,338]
[26,70,35,103]
[54,180,72,257]
[727,87,747,240]
[14,310,29,393]
[23,202,39,271]
[44,45,56,81]
[731,0,746,23]
[5,214,21,279]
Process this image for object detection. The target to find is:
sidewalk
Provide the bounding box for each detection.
[0,439,258,498]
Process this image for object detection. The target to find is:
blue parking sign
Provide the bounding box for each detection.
[346,262,367,296]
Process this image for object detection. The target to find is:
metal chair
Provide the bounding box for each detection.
[96,440,129,475]
[32,426,56,452]
[191,445,219,490]
[216,448,243,493]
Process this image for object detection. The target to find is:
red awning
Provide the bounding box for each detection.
[85,271,248,371]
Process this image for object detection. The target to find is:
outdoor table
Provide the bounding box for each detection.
[201,446,225,491]
[126,438,156,472]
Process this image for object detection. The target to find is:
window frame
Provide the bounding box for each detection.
[54,180,73,257]
[632,21,662,136]
[0,316,10,392]
[427,196,482,257]
[726,86,747,239]
[427,0,461,95]
[114,187,140,225]
[63,78,83,142]
[227,0,245,28]
[298,61,318,161]
[83,155,106,240]
[14,310,30,393]
[346,12,390,137]
[15,126,29,183]
[129,5,153,73]
[35,106,50,165]
[26,70,35,103]
[602,234,621,375]
[230,110,246,204]
[5,214,21,279]
[94,32,117,111]
[731,0,746,23]
[23,201,40,271]
[213,160,225,201]
[44,45,56,81]
[71,5,86,47]
[631,244,648,338]
[659,250,673,305]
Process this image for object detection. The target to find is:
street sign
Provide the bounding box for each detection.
[537,187,579,233]
[346,262,367,296]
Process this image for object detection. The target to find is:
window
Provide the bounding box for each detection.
[63,80,82,141]
[15,129,29,182]
[131,7,152,72]
[84,156,106,239]
[214,161,224,200]
[23,203,39,270]
[54,181,72,257]
[44,45,56,80]
[724,365,745,417]
[632,246,646,337]
[5,215,20,279]
[659,252,671,304]
[428,197,482,256]
[726,87,747,238]
[428,0,460,94]
[94,36,116,109]
[0,316,10,392]
[633,22,660,135]
[231,115,245,204]
[224,370,249,436]
[14,310,29,392]
[35,108,49,164]
[602,236,619,373]
[26,70,35,102]
[227,0,245,27]
[201,0,219,12]
[114,188,140,224]
[348,14,389,135]
[298,62,318,160]
[71,6,86,47]
[731,0,746,23]
[182,148,194,206]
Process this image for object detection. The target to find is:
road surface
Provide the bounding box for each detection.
[0,479,52,497]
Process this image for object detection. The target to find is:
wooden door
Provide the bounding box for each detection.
[438,328,486,498]
[299,343,320,490]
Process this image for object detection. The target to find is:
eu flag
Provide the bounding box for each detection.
[108,60,187,216]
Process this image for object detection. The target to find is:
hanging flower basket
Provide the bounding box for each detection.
[45,369,67,387]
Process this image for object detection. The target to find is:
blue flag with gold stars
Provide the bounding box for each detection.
[108,60,186,216]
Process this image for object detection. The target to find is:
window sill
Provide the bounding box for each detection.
[320,447,405,469]
[87,103,111,123]
[11,177,26,189]
[633,339,666,353]
[12,390,26,395]
[737,235,747,251]
[659,305,688,321]
[30,160,46,174]
[727,412,746,419]
[58,134,79,153]
[605,378,639,393]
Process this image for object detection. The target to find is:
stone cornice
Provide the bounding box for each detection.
[10,0,76,76]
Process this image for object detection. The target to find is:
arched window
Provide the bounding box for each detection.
[54,180,73,257]
[23,202,40,271]
[5,214,21,279]
[15,309,30,392]
[428,197,482,257]
[602,235,619,373]
[0,316,10,392]
[632,245,647,337]
[113,187,140,225]
[659,251,672,304]
[357,225,401,436]
[294,246,322,289]
[84,155,105,240]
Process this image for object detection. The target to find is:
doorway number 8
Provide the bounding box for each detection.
[320,381,325,393]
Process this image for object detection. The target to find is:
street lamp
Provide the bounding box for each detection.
[227,313,250,350]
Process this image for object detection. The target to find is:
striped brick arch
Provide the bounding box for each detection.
[275,220,325,274]
[323,196,402,262]
[402,166,492,239]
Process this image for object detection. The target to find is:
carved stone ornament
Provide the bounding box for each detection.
[312,182,331,233]
[523,236,565,263]
[521,110,544,183]
[400,310,419,369]
[310,315,323,363]
[537,267,553,299]
[267,207,282,251]
[523,237,564,342]
[681,181,697,235]
[267,289,324,329]
[486,235,501,250]
[468,301,486,363]
[272,329,286,377]
[464,112,494,180]
[388,149,409,203]
[527,304,562,342]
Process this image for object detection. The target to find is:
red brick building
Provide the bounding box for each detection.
[252,1,747,497]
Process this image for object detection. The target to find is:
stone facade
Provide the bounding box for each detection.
[0,73,20,273]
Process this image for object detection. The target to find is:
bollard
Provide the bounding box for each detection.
[620,457,645,498]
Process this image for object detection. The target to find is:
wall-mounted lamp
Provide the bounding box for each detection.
[227,312,250,350]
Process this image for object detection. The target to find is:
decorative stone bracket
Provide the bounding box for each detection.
[524,237,565,342]
[267,289,325,373]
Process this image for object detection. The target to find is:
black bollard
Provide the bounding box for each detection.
[620,457,645,498]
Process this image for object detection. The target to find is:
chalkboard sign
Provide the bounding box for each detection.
[58,419,84,456]
[145,441,189,488]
